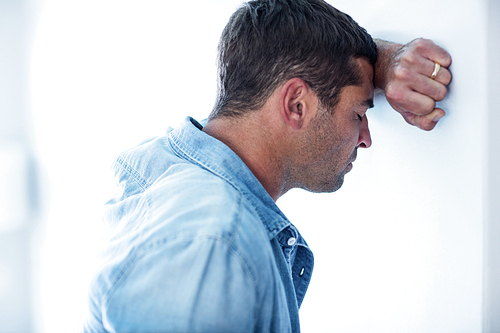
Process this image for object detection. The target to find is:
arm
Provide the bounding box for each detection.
[102,238,257,332]
[374,38,452,131]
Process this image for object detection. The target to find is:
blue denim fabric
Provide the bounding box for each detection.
[82,117,314,333]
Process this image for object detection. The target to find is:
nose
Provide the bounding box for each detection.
[357,115,372,148]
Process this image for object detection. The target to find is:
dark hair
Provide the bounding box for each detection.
[209,0,377,119]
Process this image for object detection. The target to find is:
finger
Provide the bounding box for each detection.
[401,108,446,131]
[413,108,446,131]
[411,38,452,68]
[398,47,452,85]
[424,61,452,85]
[385,85,436,115]
[411,72,448,102]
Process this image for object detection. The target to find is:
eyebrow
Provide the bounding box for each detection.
[360,99,374,109]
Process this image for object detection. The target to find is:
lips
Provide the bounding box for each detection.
[345,162,353,173]
[349,152,357,164]
[346,151,357,171]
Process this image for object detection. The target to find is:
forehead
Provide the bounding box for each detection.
[356,58,373,88]
[339,58,374,106]
[354,57,374,93]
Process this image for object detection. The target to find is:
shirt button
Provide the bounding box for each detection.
[287,237,296,246]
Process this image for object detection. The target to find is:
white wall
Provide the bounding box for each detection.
[30,1,238,331]
[0,0,42,332]
[484,0,500,331]
[280,0,487,332]
[17,0,493,332]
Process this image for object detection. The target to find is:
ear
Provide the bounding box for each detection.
[280,78,316,130]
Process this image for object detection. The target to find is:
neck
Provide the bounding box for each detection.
[202,114,286,201]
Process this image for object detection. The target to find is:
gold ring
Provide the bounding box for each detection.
[430,62,441,80]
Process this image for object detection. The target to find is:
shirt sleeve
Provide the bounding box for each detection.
[100,236,257,333]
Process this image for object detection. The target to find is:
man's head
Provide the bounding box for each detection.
[286,57,374,193]
[209,0,377,119]
[203,0,377,200]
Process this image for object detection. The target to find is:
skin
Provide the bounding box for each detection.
[285,58,374,193]
[203,58,374,201]
[374,38,452,130]
[203,39,452,201]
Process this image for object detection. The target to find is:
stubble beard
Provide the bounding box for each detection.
[310,148,357,194]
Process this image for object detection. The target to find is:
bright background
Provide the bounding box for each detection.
[1,0,499,332]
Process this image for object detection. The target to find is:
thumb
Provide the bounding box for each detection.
[402,108,446,131]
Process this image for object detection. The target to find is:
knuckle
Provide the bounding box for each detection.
[412,38,431,50]
[424,99,435,113]
[436,86,447,101]
[422,124,434,131]
[443,70,453,85]
[411,98,434,115]
[394,66,414,81]
[425,120,437,131]
[416,117,433,131]
[441,53,453,67]
[385,83,405,102]
[401,52,418,66]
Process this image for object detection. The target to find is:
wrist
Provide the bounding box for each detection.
[373,39,403,91]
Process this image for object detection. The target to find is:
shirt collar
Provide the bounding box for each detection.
[168,117,291,240]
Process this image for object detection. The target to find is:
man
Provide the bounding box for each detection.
[82,0,451,332]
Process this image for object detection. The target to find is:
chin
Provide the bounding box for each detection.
[303,176,344,194]
[326,179,344,193]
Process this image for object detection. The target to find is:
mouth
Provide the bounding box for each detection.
[346,152,357,172]
[351,149,358,163]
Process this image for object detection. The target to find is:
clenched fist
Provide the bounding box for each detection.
[375,38,452,131]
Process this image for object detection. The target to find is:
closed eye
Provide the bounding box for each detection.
[355,99,374,122]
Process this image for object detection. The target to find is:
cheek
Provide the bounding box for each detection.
[338,125,359,150]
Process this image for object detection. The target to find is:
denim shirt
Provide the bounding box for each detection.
[82,117,314,333]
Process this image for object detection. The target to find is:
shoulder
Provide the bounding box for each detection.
[88,163,283,331]
[109,162,273,269]
[120,161,277,278]
[147,163,249,238]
